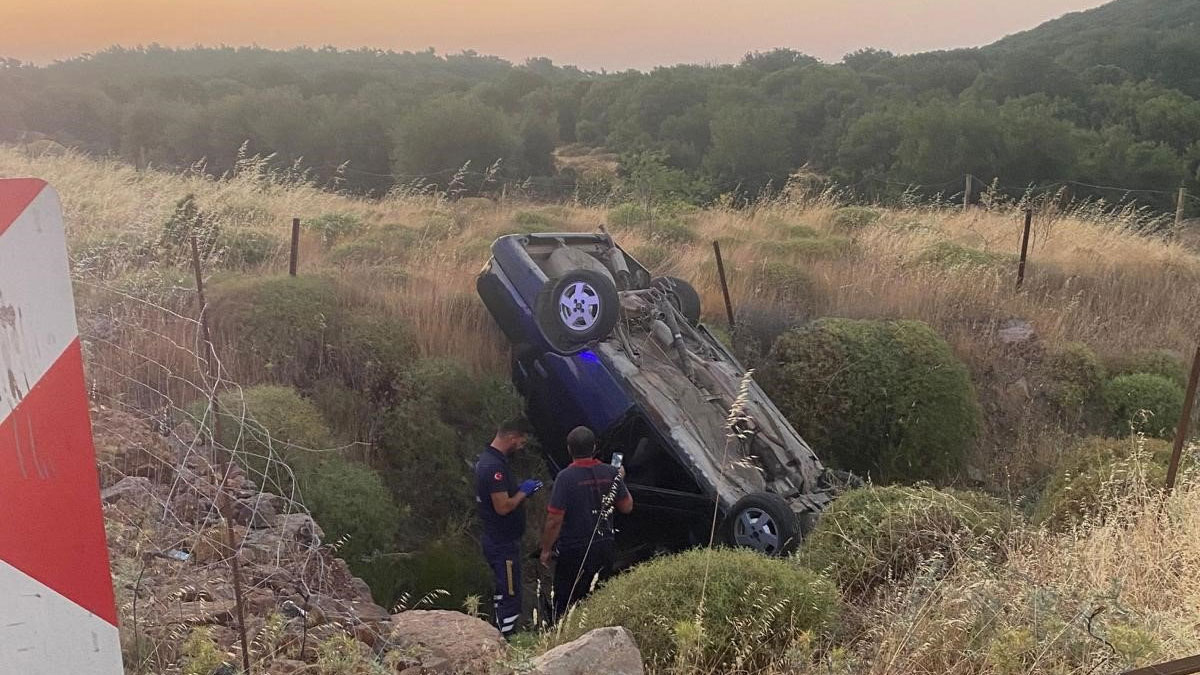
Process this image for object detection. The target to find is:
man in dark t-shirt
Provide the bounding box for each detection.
[474,417,542,638]
[539,426,633,623]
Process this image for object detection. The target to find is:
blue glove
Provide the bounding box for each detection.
[519,479,544,496]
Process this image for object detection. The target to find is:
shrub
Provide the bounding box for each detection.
[751,261,822,303]
[512,210,557,233]
[1103,373,1184,438]
[378,360,525,546]
[326,226,416,266]
[798,485,1012,594]
[1046,342,1107,410]
[831,206,881,229]
[356,534,492,611]
[208,275,343,385]
[766,319,979,482]
[1107,349,1188,387]
[1033,436,1176,529]
[213,386,398,561]
[305,212,365,248]
[219,228,283,268]
[161,193,220,259]
[647,217,696,244]
[332,312,419,400]
[181,627,227,675]
[553,548,837,671]
[72,230,157,277]
[767,235,854,260]
[608,203,651,228]
[915,241,1017,270]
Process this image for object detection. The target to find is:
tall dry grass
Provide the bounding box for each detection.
[6,143,1200,478]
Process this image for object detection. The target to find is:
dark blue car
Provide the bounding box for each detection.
[477,232,843,558]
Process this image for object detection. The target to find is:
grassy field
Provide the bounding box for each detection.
[4,144,1200,673]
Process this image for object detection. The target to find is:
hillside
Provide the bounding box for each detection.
[5,144,1200,672]
[990,0,1200,97]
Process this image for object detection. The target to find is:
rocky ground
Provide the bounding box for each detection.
[95,407,642,674]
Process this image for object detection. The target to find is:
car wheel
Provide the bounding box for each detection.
[723,492,800,556]
[535,269,620,351]
[653,276,701,325]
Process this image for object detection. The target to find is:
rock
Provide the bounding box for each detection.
[278,513,324,547]
[390,610,507,675]
[264,659,307,675]
[997,319,1036,346]
[530,626,643,675]
[100,476,154,505]
[176,599,236,625]
[233,497,277,529]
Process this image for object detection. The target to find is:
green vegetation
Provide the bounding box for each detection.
[915,241,1018,271]
[798,485,1012,595]
[553,548,837,671]
[304,213,365,248]
[1046,341,1107,410]
[214,386,400,562]
[1034,436,1174,529]
[766,319,980,482]
[1103,373,1184,438]
[831,206,882,230]
[1107,349,1188,387]
[6,1,1199,210]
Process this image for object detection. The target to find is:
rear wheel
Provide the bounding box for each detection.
[535,269,620,352]
[653,276,701,325]
[722,492,799,556]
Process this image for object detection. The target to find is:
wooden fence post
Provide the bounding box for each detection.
[1178,187,1188,228]
[963,175,972,211]
[289,218,300,276]
[1166,344,1200,495]
[1016,208,1032,289]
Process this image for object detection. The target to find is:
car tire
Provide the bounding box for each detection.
[723,492,800,556]
[653,276,701,325]
[535,269,620,351]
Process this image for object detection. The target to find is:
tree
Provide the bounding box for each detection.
[390,96,519,186]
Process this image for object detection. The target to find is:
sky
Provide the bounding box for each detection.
[0,0,1110,70]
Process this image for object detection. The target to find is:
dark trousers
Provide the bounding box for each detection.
[481,534,522,637]
[552,540,615,623]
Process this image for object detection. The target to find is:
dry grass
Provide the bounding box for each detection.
[7,145,1200,673]
[7,144,1198,480]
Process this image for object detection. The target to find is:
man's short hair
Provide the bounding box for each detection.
[566,426,596,458]
[497,416,534,437]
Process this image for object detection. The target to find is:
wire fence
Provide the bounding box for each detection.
[77,255,393,671]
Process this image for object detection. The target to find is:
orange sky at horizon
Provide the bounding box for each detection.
[1,0,1108,70]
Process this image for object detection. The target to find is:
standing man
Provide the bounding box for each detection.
[540,426,634,623]
[475,417,542,639]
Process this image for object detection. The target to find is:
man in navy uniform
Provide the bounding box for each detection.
[539,426,633,623]
[474,417,542,638]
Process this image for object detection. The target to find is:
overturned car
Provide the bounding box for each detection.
[477,231,848,559]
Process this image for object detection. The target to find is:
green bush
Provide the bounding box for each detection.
[831,206,881,230]
[209,275,344,384]
[553,548,837,671]
[765,319,979,482]
[1103,373,1184,438]
[915,241,1017,270]
[332,312,418,399]
[326,226,416,266]
[356,534,492,611]
[305,212,365,248]
[608,203,651,227]
[647,218,696,244]
[214,386,399,562]
[768,235,854,260]
[751,261,822,303]
[219,228,283,268]
[512,210,558,233]
[1046,342,1107,410]
[1107,349,1188,387]
[1034,436,1176,529]
[378,360,526,546]
[798,485,1012,595]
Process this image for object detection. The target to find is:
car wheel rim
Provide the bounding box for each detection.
[733,507,781,555]
[558,281,602,333]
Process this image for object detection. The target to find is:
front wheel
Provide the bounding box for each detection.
[722,492,800,556]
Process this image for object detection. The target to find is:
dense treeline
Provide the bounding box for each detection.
[1,0,1198,210]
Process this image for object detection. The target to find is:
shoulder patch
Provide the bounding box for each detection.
[494,471,504,481]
